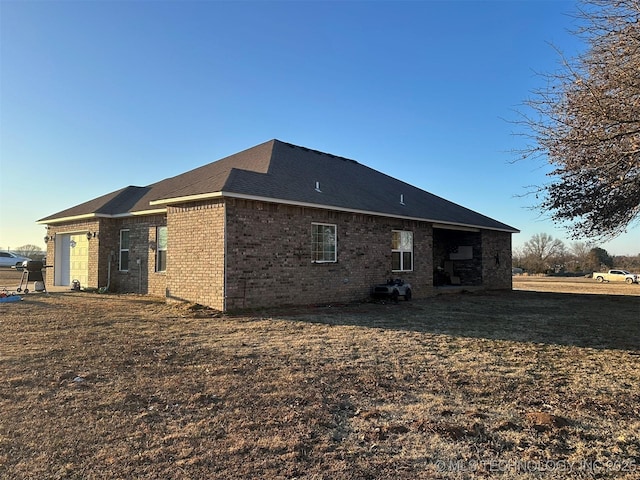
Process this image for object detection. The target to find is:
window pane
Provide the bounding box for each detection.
[400,231,413,250]
[156,226,167,272]
[312,223,336,262]
[403,251,413,271]
[120,251,129,271]
[120,229,130,271]
[392,231,401,249]
[157,226,167,250]
[392,251,401,271]
[157,250,167,272]
[392,230,413,271]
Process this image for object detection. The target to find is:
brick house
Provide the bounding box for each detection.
[38,140,518,310]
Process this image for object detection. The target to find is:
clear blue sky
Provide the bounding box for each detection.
[1,0,638,255]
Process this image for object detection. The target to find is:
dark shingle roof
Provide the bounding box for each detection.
[39,139,518,232]
[38,186,151,221]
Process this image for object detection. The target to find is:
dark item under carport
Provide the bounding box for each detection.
[17,261,46,294]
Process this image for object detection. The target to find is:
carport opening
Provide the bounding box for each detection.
[433,228,482,286]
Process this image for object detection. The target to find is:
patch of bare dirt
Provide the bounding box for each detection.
[1,270,639,479]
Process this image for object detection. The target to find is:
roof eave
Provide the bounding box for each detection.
[37,213,105,225]
[38,208,167,225]
[150,190,518,233]
[149,192,224,206]
[127,208,167,217]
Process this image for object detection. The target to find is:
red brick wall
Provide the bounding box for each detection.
[481,229,513,289]
[165,200,226,309]
[99,215,166,294]
[223,198,434,310]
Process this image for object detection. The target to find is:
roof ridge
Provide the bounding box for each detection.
[274,139,359,164]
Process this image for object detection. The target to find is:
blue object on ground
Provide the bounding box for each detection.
[0,295,21,303]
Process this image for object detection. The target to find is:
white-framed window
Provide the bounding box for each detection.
[312,223,337,263]
[392,230,413,272]
[119,229,130,271]
[156,226,167,272]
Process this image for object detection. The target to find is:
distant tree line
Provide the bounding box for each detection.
[6,241,638,275]
[513,233,640,274]
[1,245,46,261]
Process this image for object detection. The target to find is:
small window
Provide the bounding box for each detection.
[392,230,413,272]
[119,229,130,271]
[312,223,337,263]
[156,226,167,272]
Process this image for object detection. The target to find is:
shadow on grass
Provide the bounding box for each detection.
[273,290,640,352]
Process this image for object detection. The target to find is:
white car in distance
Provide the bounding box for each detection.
[0,251,32,268]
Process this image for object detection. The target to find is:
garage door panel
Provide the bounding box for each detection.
[69,234,89,287]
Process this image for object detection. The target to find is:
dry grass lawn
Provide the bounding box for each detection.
[1,269,639,479]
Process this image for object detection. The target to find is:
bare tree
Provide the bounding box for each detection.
[14,244,44,259]
[613,253,640,270]
[516,0,640,241]
[521,233,566,273]
[568,241,591,271]
[512,246,526,269]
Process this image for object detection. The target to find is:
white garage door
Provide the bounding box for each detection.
[69,234,89,288]
[55,233,90,287]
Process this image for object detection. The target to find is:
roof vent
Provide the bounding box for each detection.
[400,194,405,205]
[315,181,322,193]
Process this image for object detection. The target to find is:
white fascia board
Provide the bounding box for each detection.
[38,208,168,224]
[123,208,167,217]
[149,192,223,206]
[37,213,103,224]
